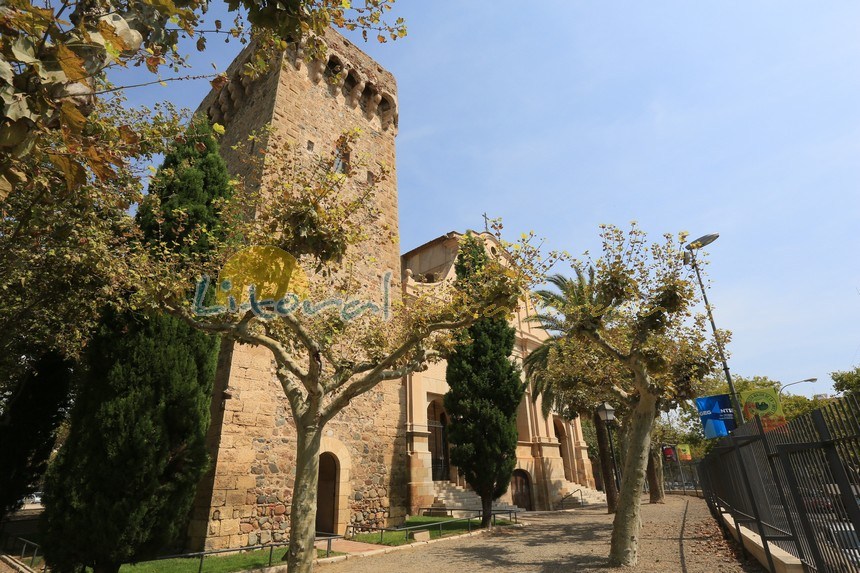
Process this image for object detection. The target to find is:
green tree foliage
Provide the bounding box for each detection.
[832,367,860,396]
[42,122,230,573]
[42,311,217,573]
[0,95,180,391]
[137,121,232,254]
[444,233,525,528]
[0,351,72,522]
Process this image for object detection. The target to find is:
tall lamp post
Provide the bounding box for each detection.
[779,377,818,397]
[597,402,622,491]
[685,233,742,427]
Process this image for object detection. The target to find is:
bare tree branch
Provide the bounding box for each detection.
[169,305,310,393]
[321,317,470,421]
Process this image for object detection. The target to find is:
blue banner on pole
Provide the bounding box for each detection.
[695,394,737,439]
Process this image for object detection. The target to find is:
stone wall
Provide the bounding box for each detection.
[188,344,408,550]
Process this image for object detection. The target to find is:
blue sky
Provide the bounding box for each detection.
[118,1,860,397]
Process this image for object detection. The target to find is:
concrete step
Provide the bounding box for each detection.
[555,480,607,508]
[429,481,520,517]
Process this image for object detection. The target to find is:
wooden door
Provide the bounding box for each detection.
[511,470,533,511]
[316,453,338,533]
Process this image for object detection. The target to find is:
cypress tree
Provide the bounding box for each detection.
[43,121,229,573]
[444,233,525,528]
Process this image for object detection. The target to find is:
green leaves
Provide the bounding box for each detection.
[42,312,216,571]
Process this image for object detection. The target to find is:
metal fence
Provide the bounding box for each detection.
[699,394,860,573]
[662,459,701,495]
[0,531,342,573]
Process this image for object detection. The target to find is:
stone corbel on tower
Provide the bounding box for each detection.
[365,89,382,118]
[293,37,306,70]
[238,73,252,97]
[208,103,223,124]
[227,81,241,106]
[308,58,325,83]
[325,58,350,98]
[217,87,233,123]
[346,79,366,109]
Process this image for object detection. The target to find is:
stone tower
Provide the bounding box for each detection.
[186,31,408,551]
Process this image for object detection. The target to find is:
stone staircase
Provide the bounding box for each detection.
[555,480,607,509]
[425,481,520,517]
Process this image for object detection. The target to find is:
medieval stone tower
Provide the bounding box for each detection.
[186,30,407,551]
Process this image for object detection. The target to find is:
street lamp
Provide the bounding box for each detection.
[779,377,818,397]
[596,402,622,491]
[685,233,742,427]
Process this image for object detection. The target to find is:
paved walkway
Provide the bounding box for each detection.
[319,496,764,572]
[314,538,382,554]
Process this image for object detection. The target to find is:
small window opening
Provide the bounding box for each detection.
[343,71,360,96]
[324,56,343,81]
[334,150,350,174]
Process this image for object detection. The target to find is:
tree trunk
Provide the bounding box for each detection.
[617,412,631,474]
[608,391,658,567]
[480,494,493,528]
[593,410,619,514]
[286,423,322,573]
[647,445,665,504]
[93,563,120,573]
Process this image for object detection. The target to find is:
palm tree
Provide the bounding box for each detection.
[523,269,623,513]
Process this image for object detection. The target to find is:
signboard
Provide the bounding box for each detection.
[695,394,737,439]
[677,444,693,462]
[740,387,787,431]
[662,445,677,462]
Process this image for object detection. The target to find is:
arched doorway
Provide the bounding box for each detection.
[510,469,533,511]
[427,400,450,481]
[316,452,338,534]
[554,418,574,482]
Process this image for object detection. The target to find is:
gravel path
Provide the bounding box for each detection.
[320,496,764,572]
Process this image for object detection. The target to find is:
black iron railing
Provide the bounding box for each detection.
[699,394,860,573]
[555,489,585,509]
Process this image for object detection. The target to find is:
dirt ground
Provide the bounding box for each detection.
[320,495,765,573]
